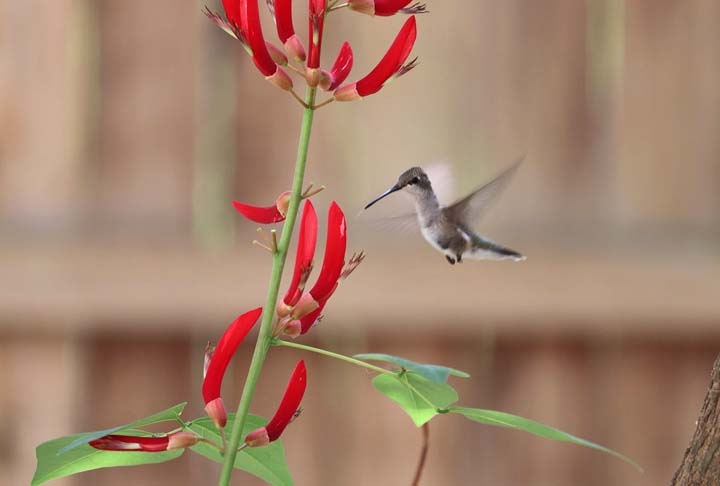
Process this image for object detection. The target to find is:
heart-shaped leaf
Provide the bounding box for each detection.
[372,372,458,426]
[188,414,293,486]
[33,403,188,485]
[355,353,469,383]
[449,407,643,472]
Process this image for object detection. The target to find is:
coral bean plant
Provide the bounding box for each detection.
[33,1,641,485]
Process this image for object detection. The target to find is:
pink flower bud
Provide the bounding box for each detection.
[167,432,201,450]
[244,427,270,447]
[281,319,302,338]
[266,41,289,66]
[275,190,292,217]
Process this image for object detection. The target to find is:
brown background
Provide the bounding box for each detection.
[1,1,719,485]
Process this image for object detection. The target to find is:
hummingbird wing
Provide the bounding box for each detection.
[442,158,523,229]
[356,211,421,235]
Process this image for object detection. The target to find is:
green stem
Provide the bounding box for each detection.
[218,86,317,486]
[273,339,392,375]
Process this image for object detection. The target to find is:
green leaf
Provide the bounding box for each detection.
[33,403,188,485]
[449,407,643,472]
[56,402,187,456]
[354,353,469,383]
[188,414,293,486]
[372,372,458,426]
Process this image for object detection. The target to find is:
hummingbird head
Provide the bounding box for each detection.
[364,167,432,210]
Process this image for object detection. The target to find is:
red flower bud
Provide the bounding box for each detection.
[245,360,307,447]
[320,42,354,91]
[281,200,318,309]
[232,191,290,224]
[89,432,199,452]
[348,0,427,16]
[202,308,263,428]
[334,16,417,100]
[273,0,307,62]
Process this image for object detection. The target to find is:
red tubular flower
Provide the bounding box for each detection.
[334,16,418,101]
[245,360,307,447]
[348,0,427,16]
[320,42,354,91]
[240,0,293,90]
[233,191,290,224]
[279,200,318,316]
[272,0,307,62]
[202,308,263,429]
[305,0,327,86]
[89,432,199,452]
[308,202,347,301]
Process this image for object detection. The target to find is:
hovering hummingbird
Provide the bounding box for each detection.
[363,161,526,265]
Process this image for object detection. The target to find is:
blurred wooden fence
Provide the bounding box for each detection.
[1,1,719,485]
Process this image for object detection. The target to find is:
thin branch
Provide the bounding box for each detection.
[313,98,335,110]
[289,89,310,108]
[411,423,430,486]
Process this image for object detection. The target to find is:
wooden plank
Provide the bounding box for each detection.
[0,241,718,336]
[0,336,79,486]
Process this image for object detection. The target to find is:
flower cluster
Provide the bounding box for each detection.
[205,0,421,103]
[275,201,364,336]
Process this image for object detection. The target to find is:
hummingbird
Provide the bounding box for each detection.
[363,161,526,265]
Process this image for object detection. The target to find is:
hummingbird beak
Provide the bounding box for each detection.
[364,184,401,210]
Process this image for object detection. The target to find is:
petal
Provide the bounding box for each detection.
[326,42,354,91]
[264,360,307,441]
[202,308,263,406]
[233,200,285,224]
[283,200,318,306]
[308,202,347,301]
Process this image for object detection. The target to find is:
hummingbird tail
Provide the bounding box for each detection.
[468,237,526,261]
